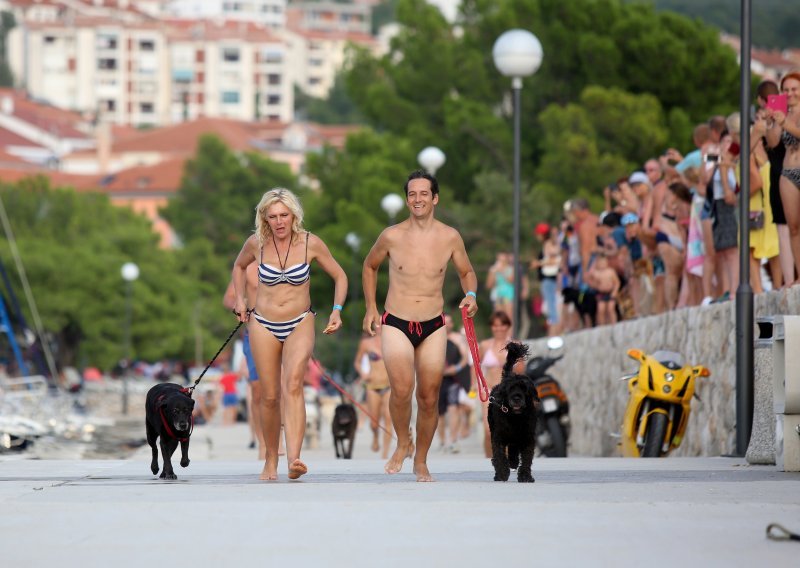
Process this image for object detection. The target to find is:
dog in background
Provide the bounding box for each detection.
[146,383,195,480]
[488,342,540,483]
[332,403,357,459]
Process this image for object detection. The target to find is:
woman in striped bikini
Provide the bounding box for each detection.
[232,188,348,481]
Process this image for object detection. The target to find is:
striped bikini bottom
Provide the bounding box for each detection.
[783,168,800,190]
[252,308,315,343]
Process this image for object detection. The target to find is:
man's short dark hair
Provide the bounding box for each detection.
[404,170,439,196]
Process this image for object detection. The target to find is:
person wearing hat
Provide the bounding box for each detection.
[531,222,561,334]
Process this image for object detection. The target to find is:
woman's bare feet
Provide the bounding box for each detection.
[259,455,278,481]
[413,462,434,482]
[384,439,414,474]
[288,459,308,480]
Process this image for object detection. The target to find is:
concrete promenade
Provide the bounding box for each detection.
[1,418,799,568]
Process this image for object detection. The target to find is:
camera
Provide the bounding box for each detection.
[704,154,719,163]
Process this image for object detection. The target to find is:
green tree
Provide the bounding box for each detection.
[643,0,800,50]
[160,134,298,260]
[294,76,365,125]
[0,179,229,371]
[342,0,739,203]
[0,12,16,87]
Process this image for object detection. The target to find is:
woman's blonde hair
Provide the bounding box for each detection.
[254,188,304,245]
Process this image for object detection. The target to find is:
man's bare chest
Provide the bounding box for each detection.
[389,245,451,278]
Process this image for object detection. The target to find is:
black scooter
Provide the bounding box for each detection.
[525,336,571,457]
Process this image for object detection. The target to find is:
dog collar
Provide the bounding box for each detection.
[488,395,509,413]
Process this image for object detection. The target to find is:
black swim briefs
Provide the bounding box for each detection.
[381,312,445,348]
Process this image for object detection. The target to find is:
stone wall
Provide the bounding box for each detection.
[527,286,800,457]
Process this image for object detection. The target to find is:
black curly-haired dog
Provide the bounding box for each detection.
[146,383,195,480]
[488,342,540,483]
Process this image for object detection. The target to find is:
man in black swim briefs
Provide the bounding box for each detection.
[362,170,478,482]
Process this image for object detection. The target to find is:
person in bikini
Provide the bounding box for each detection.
[353,332,393,459]
[478,310,514,457]
[232,188,347,481]
[766,71,800,284]
[362,170,478,482]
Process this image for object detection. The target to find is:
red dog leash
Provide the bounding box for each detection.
[461,306,490,402]
[310,357,394,438]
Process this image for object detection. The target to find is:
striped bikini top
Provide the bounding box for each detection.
[783,129,800,149]
[259,232,311,286]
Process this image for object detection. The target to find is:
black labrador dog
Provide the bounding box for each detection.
[488,342,540,483]
[146,383,195,480]
[332,403,357,459]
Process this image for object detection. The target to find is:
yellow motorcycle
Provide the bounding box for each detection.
[620,349,710,457]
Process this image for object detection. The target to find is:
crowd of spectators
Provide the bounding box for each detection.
[520,72,800,335]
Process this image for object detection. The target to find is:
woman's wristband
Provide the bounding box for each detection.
[465,291,477,299]
[333,304,343,311]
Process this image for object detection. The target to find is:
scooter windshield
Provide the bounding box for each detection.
[651,350,684,369]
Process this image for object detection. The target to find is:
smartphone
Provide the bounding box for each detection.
[767,94,788,115]
[704,154,719,163]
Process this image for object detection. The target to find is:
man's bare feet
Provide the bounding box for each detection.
[259,456,278,481]
[413,463,435,482]
[384,439,414,474]
[288,459,308,480]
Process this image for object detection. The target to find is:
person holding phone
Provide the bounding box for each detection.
[757,80,789,288]
[766,71,800,285]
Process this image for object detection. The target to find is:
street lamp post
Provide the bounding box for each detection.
[120,262,139,415]
[381,193,405,224]
[493,29,543,338]
[735,0,754,456]
[345,232,361,369]
[345,231,361,307]
[417,146,446,175]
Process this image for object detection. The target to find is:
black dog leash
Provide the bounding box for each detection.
[767,523,800,542]
[184,310,252,397]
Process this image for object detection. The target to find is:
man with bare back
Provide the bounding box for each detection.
[362,170,478,482]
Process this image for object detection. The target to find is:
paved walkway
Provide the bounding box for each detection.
[1,416,799,567]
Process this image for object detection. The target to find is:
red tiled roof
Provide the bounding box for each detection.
[111,124,141,142]
[0,167,96,190]
[752,48,796,71]
[7,0,62,8]
[165,18,281,43]
[286,26,376,45]
[0,88,89,140]
[91,157,185,194]
[0,126,45,148]
[99,117,260,155]
[0,157,185,195]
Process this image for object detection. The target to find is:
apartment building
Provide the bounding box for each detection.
[288,1,371,35]
[6,2,293,126]
[283,4,376,98]
[164,0,287,29]
[166,19,292,123]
